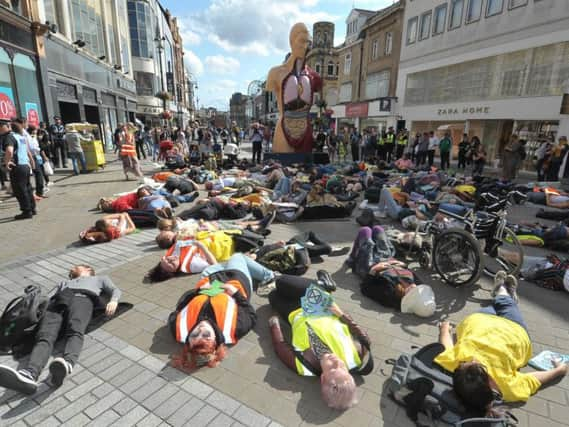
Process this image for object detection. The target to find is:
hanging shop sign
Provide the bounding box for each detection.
[25,102,40,128]
[0,87,16,121]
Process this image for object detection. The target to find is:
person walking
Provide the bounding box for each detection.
[49,116,66,168]
[1,118,36,219]
[37,122,52,190]
[458,134,470,170]
[120,123,143,180]
[439,132,452,170]
[384,127,395,163]
[27,126,47,198]
[250,123,264,164]
[427,131,439,167]
[65,126,89,175]
[135,126,147,160]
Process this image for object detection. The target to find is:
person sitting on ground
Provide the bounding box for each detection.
[268,273,372,410]
[435,272,568,415]
[394,153,414,171]
[80,212,136,243]
[168,253,275,369]
[0,265,121,394]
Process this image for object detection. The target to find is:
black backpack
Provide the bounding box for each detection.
[0,285,48,352]
[387,343,518,426]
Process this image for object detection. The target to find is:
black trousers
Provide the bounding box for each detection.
[9,165,35,214]
[164,176,195,194]
[396,145,405,160]
[351,144,359,162]
[178,202,220,221]
[301,203,355,220]
[440,151,450,170]
[416,151,427,166]
[33,166,44,196]
[268,275,313,321]
[52,139,67,168]
[384,144,394,163]
[252,142,262,164]
[27,295,94,377]
[427,150,435,167]
[287,231,331,257]
[136,140,147,159]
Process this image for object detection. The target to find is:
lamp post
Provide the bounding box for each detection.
[154,36,166,92]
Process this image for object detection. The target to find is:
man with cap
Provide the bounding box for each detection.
[1,118,36,219]
[49,116,66,168]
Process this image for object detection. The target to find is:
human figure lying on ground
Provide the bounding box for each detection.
[268,274,373,410]
[435,272,568,415]
[80,212,136,243]
[168,254,275,369]
[0,265,121,394]
[347,226,436,317]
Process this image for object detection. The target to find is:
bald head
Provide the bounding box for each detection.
[289,23,310,59]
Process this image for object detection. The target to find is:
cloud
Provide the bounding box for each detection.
[204,55,240,75]
[184,50,204,76]
[190,0,338,56]
[178,19,201,46]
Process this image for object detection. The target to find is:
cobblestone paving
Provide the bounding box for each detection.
[0,160,568,426]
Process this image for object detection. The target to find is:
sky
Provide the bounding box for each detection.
[161,0,396,111]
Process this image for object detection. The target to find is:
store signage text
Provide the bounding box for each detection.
[346,102,369,118]
[438,106,490,115]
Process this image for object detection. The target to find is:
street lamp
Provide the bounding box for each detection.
[154,36,166,92]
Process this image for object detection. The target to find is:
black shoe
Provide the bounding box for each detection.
[316,270,337,293]
[14,212,33,220]
[259,210,277,230]
[356,208,374,227]
[49,357,72,387]
[0,365,37,395]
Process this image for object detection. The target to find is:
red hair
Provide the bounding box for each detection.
[172,339,227,371]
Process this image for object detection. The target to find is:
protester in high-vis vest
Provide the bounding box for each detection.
[268,275,373,410]
[395,130,408,160]
[168,253,275,369]
[120,123,143,180]
[384,127,396,163]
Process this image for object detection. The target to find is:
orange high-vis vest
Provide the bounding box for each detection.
[120,134,136,157]
[166,243,202,274]
[175,277,248,345]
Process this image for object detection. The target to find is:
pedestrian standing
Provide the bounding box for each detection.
[27,126,48,197]
[427,131,439,167]
[1,118,36,219]
[458,134,470,170]
[439,132,452,170]
[49,116,66,168]
[250,123,264,164]
[368,128,378,162]
[535,141,551,182]
[37,122,52,190]
[120,123,143,180]
[350,128,360,162]
[395,130,408,160]
[502,134,522,181]
[384,127,395,163]
[376,130,385,161]
[135,126,147,160]
[327,129,338,163]
[472,138,486,176]
[416,132,429,167]
[65,126,89,175]
[263,124,272,153]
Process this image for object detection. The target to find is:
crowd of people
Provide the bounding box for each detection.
[0,118,568,423]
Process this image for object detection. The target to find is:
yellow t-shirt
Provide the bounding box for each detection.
[195,230,235,262]
[434,313,541,402]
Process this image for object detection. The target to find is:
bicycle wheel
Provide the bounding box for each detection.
[432,228,483,287]
[482,227,524,278]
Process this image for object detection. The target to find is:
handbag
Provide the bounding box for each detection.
[43,161,54,176]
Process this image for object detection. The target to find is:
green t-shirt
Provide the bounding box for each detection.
[439,137,452,153]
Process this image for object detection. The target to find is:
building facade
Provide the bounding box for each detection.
[396,0,569,167]
[38,0,137,147]
[229,92,250,128]
[331,2,404,133]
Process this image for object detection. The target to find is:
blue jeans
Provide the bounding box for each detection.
[271,176,291,200]
[438,203,468,216]
[379,188,402,219]
[69,151,86,174]
[201,253,274,296]
[480,295,528,332]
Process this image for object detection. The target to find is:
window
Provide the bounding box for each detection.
[433,4,447,35]
[344,53,351,74]
[134,71,154,96]
[449,0,464,29]
[365,70,390,99]
[339,83,352,102]
[127,0,154,58]
[486,0,504,16]
[406,17,418,45]
[508,0,527,9]
[371,39,379,60]
[419,12,432,40]
[466,0,482,23]
[385,32,393,55]
[12,54,44,121]
[315,62,321,74]
[70,0,106,58]
[327,61,335,76]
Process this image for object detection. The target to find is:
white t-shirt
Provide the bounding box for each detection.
[428,137,439,150]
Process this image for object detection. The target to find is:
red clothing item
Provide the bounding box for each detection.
[106,226,121,240]
[112,193,139,212]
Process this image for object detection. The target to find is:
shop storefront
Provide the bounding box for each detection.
[333,99,397,133]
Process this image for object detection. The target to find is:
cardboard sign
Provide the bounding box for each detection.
[301,284,333,317]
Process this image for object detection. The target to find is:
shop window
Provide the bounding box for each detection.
[385,32,393,55]
[466,0,483,23]
[12,54,44,122]
[509,0,528,8]
[486,0,504,16]
[365,70,390,99]
[339,83,352,102]
[344,53,351,75]
[449,0,464,29]
[0,48,15,119]
[406,17,418,45]
[433,4,447,35]
[419,11,432,40]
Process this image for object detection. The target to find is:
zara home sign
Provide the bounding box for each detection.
[438,106,490,115]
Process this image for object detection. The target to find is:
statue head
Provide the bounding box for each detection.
[289,23,311,59]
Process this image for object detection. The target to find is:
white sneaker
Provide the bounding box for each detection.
[49,357,72,387]
[0,365,37,395]
[374,210,387,219]
[359,200,369,209]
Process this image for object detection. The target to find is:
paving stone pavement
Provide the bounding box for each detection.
[0,159,568,426]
